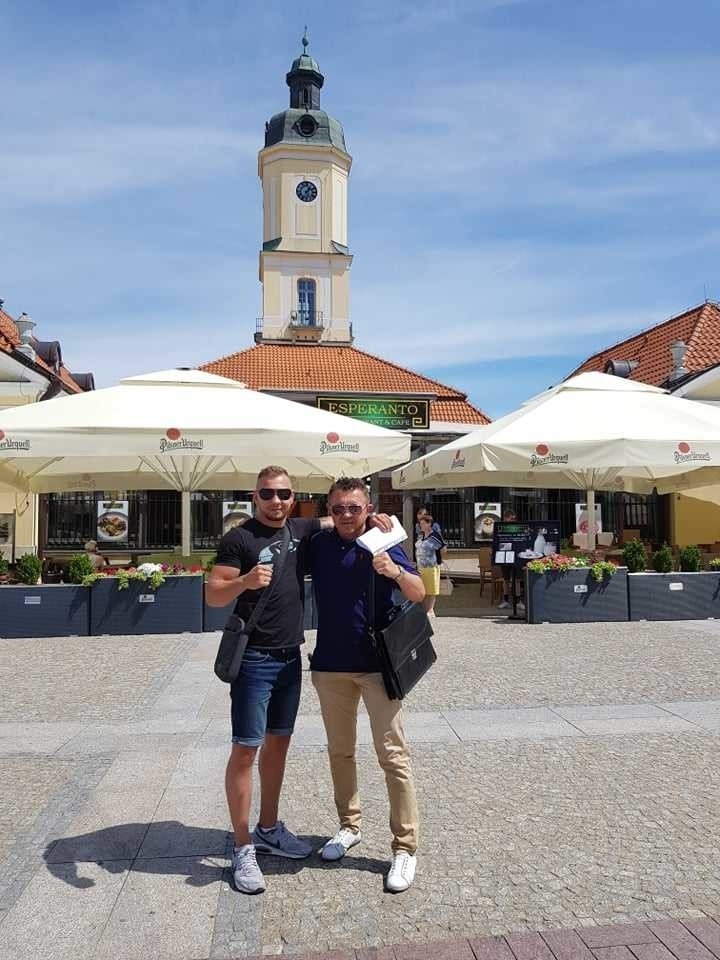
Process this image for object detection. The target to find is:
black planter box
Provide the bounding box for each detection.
[203,579,317,632]
[91,575,203,635]
[0,584,90,638]
[628,571,720,621]
[526,567,629,624]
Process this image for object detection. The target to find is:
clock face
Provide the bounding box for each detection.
[296,180,318,203]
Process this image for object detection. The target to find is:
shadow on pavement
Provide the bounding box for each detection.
[42,822,387,889]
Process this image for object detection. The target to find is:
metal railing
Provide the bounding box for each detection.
[289,308,324,328]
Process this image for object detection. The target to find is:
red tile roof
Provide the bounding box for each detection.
[568,302,720,386]
[201,343,490,425]
[0,307,84,393]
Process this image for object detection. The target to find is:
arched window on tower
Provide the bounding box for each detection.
[297,279,316,326]
[302,86,310,107]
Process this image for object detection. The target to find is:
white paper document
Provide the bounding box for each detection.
[356,516,407,556]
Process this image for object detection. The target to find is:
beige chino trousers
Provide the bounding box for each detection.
[311,670,419,854]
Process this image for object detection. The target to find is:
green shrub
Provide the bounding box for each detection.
[0,556,9,577]
[709,557,720,570]
[15,553,42,585]
[622,538,647,573]
[68,552,94,584]
[652,543,673,573]
[678,544,702,572]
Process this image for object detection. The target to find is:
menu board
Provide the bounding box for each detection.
[222,500,253,535]
[97,500,129,543]
[492,520,561,567]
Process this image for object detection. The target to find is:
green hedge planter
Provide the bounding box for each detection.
[0,584,90,638]
[628,572,720,621]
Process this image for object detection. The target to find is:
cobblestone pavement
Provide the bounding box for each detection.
[0,618,718,959]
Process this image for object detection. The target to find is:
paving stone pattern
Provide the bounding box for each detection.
[0,618,719,959]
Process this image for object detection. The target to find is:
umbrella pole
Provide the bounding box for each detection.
[181,490,191,558]
[586,488,597,551]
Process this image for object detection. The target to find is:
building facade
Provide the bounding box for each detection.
[0,305,93,559]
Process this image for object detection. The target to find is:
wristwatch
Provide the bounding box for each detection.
[393,566,405,581]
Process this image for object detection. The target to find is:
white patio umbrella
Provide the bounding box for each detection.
[0,368,411,554]
[392,372,720,549]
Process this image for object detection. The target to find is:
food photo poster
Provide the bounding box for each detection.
[96,500,129,543]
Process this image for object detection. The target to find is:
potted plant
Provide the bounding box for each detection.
[525,553,629,624]
[89,562,204,635]
[628,542,720,621]
[0,552,90,639]
[622,539,647,573]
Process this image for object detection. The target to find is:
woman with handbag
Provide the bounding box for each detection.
[416,514,443,617]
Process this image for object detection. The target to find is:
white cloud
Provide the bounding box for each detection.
[0,125,255,204]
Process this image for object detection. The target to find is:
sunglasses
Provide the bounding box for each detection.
[257,488,293,501]
[330,504,365,516]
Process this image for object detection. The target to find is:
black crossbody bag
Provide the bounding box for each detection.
[367,566,436,701]
[213,525,291,684]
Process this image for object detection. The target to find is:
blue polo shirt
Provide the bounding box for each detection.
[307,529,418,672]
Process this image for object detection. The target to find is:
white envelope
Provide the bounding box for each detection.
[356,516,408,556]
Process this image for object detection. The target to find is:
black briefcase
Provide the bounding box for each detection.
[370,597,436,700]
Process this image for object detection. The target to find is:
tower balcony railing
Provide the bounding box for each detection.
[255,311,326,343]
[288,309,324,329]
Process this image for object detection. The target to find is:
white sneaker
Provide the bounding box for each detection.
[231,844,266,894]
[386,851,416,892]
[321,827,362,861]
[517,601,526,612]
[497,600,511,610]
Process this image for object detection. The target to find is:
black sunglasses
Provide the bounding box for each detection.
[258,488,293,501]
[330,504,365,516]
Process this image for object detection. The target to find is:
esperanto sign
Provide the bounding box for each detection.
[316,396,430,430]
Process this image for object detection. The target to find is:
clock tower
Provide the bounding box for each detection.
[256,34,353,344]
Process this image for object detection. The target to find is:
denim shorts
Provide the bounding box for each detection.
[230,646,302,747]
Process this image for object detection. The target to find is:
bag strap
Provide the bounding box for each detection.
[367,559,378,635]
[243,524,291,635]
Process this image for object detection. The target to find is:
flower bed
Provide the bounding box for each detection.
[525,554,628,624]
[90,569,203,635]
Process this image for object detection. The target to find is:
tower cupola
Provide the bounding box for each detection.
[286,30,324,110]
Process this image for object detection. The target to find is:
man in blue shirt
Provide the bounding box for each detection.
[308,477,425,893]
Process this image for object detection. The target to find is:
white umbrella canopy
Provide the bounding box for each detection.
[392,372,720,549]
[0,368,411,554]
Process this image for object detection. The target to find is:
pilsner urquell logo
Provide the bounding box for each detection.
[450,449,466,469]
[0,430,31,452]
[159,428,204,453]
[530,442,569,467]
[674,441,711,464]
[319,432,360,455]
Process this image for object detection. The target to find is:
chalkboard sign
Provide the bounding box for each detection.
[492,520,562,568]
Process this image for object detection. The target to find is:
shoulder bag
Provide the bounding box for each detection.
[213,525,291,683]
[367,567,437,700]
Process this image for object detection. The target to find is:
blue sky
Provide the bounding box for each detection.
[1,0,719,418]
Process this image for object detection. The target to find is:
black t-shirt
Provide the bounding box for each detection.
[215,517,320,649]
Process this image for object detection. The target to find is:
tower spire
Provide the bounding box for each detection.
[286,31,324,110]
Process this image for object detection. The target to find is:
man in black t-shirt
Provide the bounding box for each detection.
[207,465,322,894]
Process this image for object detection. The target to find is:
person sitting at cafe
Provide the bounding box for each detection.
[84,540,107,571]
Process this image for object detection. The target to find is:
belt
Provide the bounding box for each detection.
[250,645,300,661]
